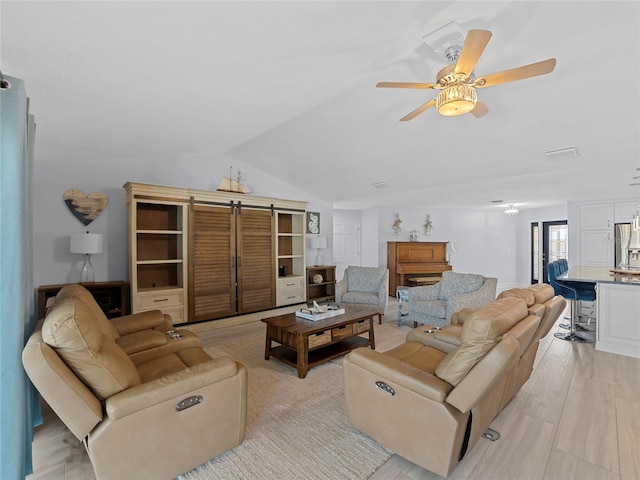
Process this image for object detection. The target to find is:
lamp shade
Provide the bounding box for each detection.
[309,236,327,249]
[70,233,103,254]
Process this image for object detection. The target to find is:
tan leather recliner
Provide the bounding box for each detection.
[343,296,540,477]
[54,284,202,364]
[23,289,247,480]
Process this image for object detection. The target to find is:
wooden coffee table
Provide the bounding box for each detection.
[262,306,377,378]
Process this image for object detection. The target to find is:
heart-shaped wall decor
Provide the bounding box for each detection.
[63,189,109,226]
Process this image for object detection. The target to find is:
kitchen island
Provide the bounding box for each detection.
[560,266,640,358]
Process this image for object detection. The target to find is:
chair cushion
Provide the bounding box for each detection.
[527,283,555,304]
[116,329,168,355]
[384,341,447,374]
[497,288,536,307]
[56,284,119,341]
[437,272,485,300]
[410,300,447,319]
[346,266,385,293]
[342,291,379,305]
[136,347,214,383]
[42,297,141,400]
[435,297,527,386]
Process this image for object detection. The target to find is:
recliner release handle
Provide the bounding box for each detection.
[375,381,395,396]
[176,395,203,411]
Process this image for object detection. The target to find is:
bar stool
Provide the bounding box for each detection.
[548,261,595,343]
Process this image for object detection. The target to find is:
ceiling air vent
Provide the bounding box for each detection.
[545,146,579,161]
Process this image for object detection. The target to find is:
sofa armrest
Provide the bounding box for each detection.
[446,278,497,320]
[407,284,440,301]
[345,348,453,403]
[445,335,518,414]
[111,310,167,336]
[105,356,240,420]
[335,278,347,303]
[406,327,461,353]
[377,270,389,306]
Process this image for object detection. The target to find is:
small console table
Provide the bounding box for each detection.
[37,281,130,320]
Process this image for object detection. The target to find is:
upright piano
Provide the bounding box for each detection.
[387,241,452,295]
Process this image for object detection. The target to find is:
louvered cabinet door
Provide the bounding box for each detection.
[189,204,237,321]
[236,208,276,314]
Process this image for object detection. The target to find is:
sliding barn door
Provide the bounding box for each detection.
[189,203,237,321]
[236,207,276,313]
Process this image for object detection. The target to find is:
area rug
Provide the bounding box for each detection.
[179,322,409,480]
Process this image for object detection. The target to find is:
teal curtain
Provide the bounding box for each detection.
[0,75,40,478]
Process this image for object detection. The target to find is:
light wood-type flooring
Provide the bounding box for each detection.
[27,297,640,480]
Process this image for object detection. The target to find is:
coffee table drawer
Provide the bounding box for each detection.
[309,330,331,348]
[353,319,369,334]
[332,324,353,340]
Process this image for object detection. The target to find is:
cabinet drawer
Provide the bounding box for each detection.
[278,276,305,290]
[277,289,305,306]
[138,290,184,310]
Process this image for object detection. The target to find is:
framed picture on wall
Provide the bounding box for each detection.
[307,212,320,234]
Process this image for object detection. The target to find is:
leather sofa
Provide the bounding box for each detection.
[23,285,247,480]
[342,285,566,477]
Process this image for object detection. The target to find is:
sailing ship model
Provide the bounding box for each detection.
[217,167,252,194]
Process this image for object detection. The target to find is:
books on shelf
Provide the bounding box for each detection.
[296,302,344,321]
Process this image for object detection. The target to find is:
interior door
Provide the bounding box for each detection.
[541,220,568,283]
[189,203,236,321]
[236,206,275,314]
[333,219,360,281]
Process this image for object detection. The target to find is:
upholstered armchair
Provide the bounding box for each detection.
[404,271,497,327]
[335,266,389,323]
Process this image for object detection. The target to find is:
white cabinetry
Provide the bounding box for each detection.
[615,201,639,224]
[597,282,640,358]
[577,203,614,266]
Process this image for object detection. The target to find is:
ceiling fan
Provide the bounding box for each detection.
[377,29,556,121]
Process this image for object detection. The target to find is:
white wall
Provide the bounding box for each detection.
[33,153,332,287]
[330,204,571,294]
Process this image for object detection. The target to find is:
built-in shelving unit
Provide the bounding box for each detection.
[129,198,188,325]
[306,265,336,304]
[276,211,306,306]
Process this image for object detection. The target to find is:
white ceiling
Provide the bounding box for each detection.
[2,1,639,211]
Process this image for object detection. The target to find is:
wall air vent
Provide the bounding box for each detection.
[545,146,579,161]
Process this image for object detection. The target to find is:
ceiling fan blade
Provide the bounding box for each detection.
[376,81,440,90]
[454,29,493,77]
[399,99,436,121]
[474,58,557,88]
[471,101,489,118]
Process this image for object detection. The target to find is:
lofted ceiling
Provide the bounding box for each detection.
[2,1,639,211]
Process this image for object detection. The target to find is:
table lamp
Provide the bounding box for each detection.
[309,236,327,266]
[70,232,103,283]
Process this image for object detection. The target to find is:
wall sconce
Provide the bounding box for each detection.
[70,232,103,283]
[393,213,402,234]
[425,215,433,235]
[309,235,327,266]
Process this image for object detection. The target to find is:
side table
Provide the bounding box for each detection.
[396,286,410,326]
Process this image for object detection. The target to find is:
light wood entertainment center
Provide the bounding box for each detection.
[124,182,307,325]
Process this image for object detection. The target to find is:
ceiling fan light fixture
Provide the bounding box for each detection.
[436,84,477,116]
